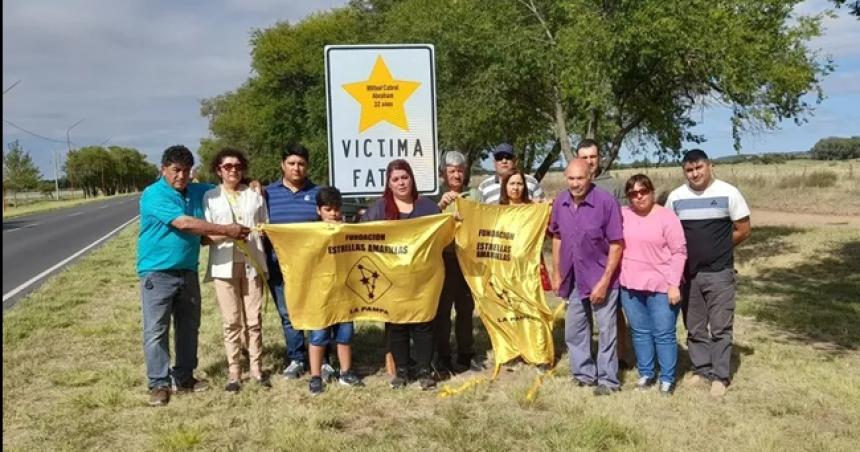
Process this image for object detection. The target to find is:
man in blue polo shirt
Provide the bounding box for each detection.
[138,145,249,406]
[264,143,321,380]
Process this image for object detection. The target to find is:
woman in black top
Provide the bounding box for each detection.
[362,159,441,390]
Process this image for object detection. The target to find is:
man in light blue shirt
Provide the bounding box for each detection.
[138,145,249,407]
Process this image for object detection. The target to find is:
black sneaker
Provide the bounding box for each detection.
[338,370,364,387]
[593,384,620,396]
[174,377,209,394]
[225,380,241,393]
[574,379,597,388]
[254,377,272,390]
[416,369,436,391]
[635,376,657,391]
[149,386,171,406]
[390,369,409,389]
[419,376,436,391]
[308,376,324,395]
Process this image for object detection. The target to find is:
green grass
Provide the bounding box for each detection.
[2,192,137,219]
[3,224,860,451]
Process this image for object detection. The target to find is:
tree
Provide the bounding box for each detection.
[3,140,42,205]
[810,136,860,160]
[202,0,832,183]
[64,145,157,197]
[831,0,860,17]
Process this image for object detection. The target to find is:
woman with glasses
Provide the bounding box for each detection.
[203,148,270,392]
[619,174,687,395]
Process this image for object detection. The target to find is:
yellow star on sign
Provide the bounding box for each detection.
[342,55,421,133]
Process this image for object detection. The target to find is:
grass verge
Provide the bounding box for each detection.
[2,193,137,220]
[3,224,859,451]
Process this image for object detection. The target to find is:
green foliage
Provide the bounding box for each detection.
[3,140,42,195]
[810,136,860,160]
[202,0,832,181]
[64,146,157,197]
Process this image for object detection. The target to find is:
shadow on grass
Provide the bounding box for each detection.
[740,239,860,350]
[735,225,804,264]
[674,342,755,381]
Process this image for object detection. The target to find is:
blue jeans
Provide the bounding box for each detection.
[309,322,355,347]
[268,273,306,362]
[565,287,620,388]
[620,288,680,384]
[140,270,200,389]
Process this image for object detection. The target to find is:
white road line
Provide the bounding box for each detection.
[67,212,84,217]
[2,215,140,303]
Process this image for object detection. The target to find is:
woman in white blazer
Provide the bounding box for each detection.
[203,148,269,392]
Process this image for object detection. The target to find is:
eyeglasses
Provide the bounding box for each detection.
[627,188,651,198]
[494,154,514,162]
[220,163,245,172]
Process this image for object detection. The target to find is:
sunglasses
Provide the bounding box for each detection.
[627,188,651,198]
[494,154,514,162]
[220,163,245,172]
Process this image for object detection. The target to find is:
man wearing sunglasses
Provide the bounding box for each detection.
[477,143,545,204]
[138,145,251,406]
[665,149,751,398]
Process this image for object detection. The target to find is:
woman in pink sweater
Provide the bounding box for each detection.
[620,174,687,395]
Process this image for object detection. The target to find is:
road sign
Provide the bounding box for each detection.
[325,44,438,197]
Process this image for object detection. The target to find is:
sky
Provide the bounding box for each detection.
[3,0,858,178]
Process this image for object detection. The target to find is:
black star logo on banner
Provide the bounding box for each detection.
[347,256,392,304]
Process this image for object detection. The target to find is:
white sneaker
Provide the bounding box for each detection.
[635,376,656,391]
[321,363,337,383]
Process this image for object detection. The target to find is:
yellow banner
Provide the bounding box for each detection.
[262,214,454,330]
[454,198,554,371]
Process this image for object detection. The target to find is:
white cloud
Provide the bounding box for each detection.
[2,0,348,173]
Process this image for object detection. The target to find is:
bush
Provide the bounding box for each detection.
[777,170,838,189]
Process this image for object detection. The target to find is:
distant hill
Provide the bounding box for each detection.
[712,151,811,163]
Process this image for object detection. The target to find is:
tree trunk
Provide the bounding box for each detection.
[533,140,561,182]
[553,89,574,163]
[586,107,598,140]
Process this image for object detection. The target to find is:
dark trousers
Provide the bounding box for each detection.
[434,252,475,366]
[388,321,434,376]
[682,268,736,383]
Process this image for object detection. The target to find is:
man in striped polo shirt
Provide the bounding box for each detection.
[477,143,545,204]
[264,144,320,380]
[665,149,751,398]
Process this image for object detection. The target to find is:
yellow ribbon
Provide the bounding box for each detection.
[234,235,270,313]
[437,376,489,399]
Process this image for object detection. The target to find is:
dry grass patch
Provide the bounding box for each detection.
[535,159,860,215]
[3,224,860,451]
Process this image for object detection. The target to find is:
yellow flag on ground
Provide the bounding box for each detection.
[454,198,554,373]
[261,214,454,330]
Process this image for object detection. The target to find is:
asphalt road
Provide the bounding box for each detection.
[2,195,140,309]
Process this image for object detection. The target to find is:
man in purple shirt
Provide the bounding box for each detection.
[550,159,624,396]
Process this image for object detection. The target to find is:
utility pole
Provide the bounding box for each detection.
[66,118,84,197]
[54,150,61,200]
